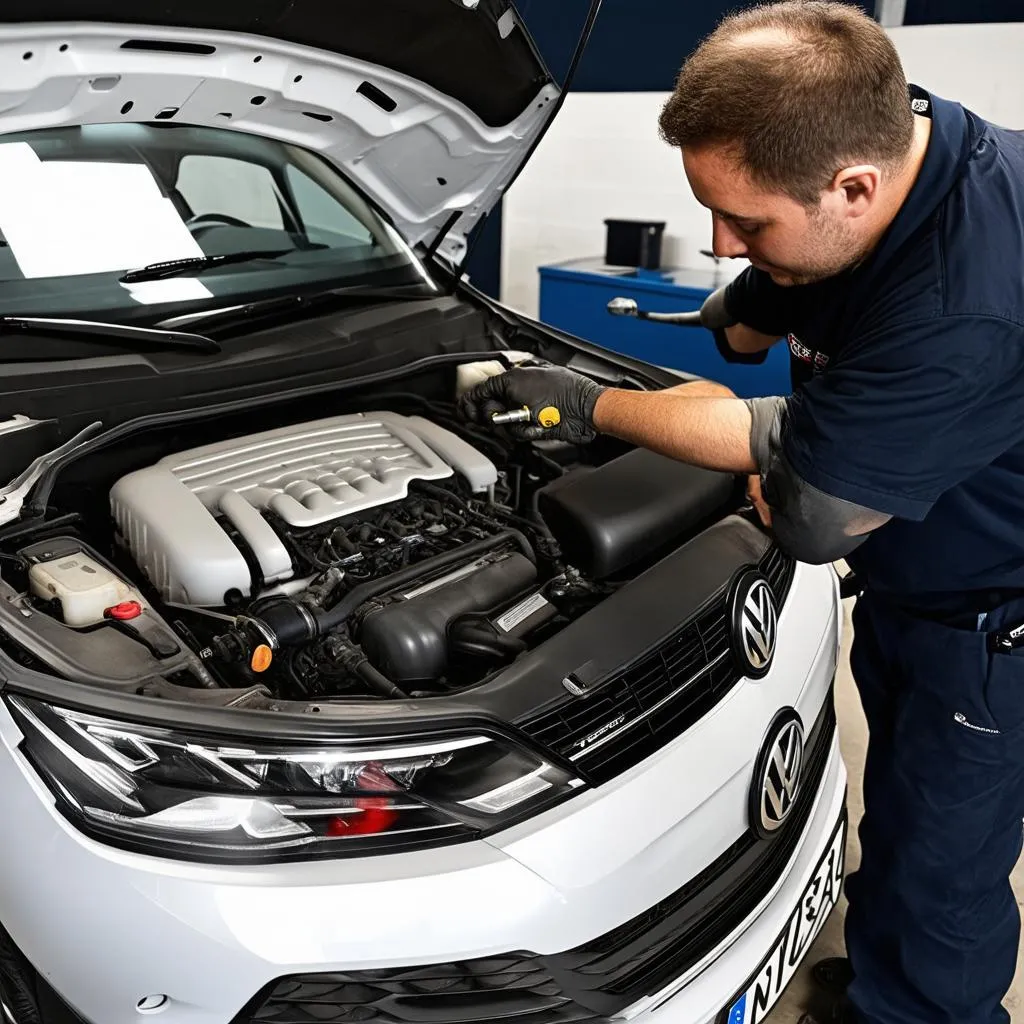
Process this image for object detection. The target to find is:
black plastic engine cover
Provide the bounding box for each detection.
[537,448,738,578]
[360,552,537,683]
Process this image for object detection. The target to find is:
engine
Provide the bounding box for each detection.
[107,412,587,698]
[0,399,738,707]
[109,412,500,607]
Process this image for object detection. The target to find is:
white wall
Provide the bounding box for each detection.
[500,22,1024,319]
[888,22,1024,129]
[500,90,713,319]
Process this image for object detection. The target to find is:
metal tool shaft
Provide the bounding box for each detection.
[491,408,532,425]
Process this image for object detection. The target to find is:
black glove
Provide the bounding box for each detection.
[458,366,607,443]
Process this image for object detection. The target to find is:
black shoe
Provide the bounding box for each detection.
[811,956,854,995]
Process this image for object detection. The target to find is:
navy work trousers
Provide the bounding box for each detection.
[844,592,1024,1024]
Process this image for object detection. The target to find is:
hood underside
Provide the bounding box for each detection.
[0,2,565,263]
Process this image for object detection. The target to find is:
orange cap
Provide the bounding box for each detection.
[250,644,273,673]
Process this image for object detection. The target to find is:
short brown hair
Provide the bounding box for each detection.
[659,1,915,204]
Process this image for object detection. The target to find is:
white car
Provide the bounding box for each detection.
[0,5,846,1024]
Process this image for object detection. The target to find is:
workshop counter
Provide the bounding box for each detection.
[538,258,790,398]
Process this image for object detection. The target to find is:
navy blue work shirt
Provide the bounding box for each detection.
[750,87,1024,603]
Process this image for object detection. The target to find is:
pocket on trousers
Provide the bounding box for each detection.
[983,647,1024,738]
[878,601,1010,739]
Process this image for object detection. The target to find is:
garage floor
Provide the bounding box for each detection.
[766,598,1024,1022]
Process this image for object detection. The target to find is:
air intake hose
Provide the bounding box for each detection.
[223,529,536,655]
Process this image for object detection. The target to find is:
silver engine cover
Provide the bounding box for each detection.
[110,412,497,606]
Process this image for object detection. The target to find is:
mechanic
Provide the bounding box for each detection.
[459,3,1024,1023]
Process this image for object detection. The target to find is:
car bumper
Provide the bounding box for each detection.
[0,563,844,1024]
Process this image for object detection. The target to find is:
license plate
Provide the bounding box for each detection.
[719,813,847,1024]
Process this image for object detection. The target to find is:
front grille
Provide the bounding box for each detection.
[235,959,594,1024]
[519,547,795,784]
[233,697,836,1024]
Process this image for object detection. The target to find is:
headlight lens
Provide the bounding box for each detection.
[6,695,582,862]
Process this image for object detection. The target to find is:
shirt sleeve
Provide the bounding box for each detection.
[782,315,1024,521]
[725,267,804,338]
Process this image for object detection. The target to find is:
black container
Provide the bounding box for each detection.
[604,218,666,269]
[537,448,737,579]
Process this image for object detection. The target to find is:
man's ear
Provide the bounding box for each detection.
[831,164,881,218]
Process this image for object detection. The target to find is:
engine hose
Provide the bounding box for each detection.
[243,529,536,651]
[451,614,528,655]
[452,639,512,661]
[452,625,527,660]
[317,528,535,634]
[352,656,409,699]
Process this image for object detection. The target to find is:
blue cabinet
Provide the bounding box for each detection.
[538,258,790,398]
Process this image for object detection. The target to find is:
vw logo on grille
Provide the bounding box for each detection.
[728,570,778,679]
[562,676,589,698]
[749,710,805,839]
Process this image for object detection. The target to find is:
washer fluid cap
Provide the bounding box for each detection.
[106,600,143,620]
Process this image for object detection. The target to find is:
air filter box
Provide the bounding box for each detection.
[537,448,737,578]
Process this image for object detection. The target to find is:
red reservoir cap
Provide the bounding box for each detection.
[106,601,143,621]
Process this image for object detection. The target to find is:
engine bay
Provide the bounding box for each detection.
[0,372,742,710]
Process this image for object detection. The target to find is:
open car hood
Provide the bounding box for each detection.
[0,1,598,265]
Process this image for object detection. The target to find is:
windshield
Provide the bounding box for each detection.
[0,123,434,323]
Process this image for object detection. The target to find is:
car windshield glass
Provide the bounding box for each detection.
[0,123,434,324]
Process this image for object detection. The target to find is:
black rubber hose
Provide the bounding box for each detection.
[451,613,528,655]
[353,657,409,699]
[315,528,535,634]
[452,639,511,660]
[452,624,526,658]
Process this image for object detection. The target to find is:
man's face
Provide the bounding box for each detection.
[682,144,868,286]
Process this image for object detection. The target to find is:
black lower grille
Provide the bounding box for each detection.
[235,959,594,1024]
[232,695,836,1024]
[519,547,795,784]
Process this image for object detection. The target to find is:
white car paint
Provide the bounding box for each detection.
[0,21,559,264]
[0,562,845,1024]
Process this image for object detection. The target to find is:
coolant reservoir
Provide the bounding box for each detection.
[29,551,141,627]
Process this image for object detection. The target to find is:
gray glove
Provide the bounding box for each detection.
[699,285,739,331]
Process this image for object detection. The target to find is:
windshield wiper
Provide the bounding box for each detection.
[0,316,221,353]
[119,248,302,284]
[156,283,438,333]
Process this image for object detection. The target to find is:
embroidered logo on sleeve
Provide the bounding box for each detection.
[787,334,830,372]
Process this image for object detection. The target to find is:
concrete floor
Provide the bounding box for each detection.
[766,597,1024,1023]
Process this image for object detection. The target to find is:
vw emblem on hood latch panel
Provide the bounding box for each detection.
[728,569,778,679]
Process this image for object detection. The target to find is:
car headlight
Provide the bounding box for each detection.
[5,695,583,862]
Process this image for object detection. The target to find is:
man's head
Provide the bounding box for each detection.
[660,1,917,286]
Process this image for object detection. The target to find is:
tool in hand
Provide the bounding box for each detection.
[606,296,703,326]
[491,405,563,428]
[491,406,531,425]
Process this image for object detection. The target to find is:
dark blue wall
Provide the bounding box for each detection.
[906,0,1024,22]
[519,0,872,94]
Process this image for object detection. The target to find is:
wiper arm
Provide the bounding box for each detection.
[156,283,438,332]
[119,248,301,284]
[0,317,221,353]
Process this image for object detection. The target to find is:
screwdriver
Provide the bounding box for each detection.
[491,406,562,428]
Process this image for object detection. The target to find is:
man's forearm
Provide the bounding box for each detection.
[592,383,757,473]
